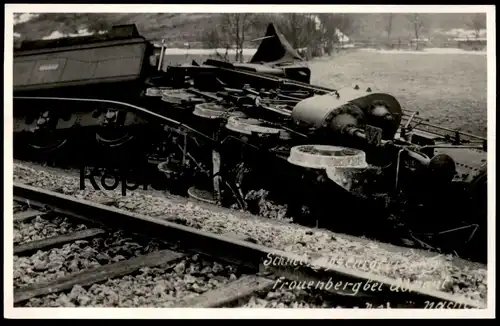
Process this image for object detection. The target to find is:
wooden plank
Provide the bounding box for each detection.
[222,232,250,242]
[96,198,116,206]
[222,232,259,244]
[13,203,23,213]
[13,197,113,223]
[13,209,46,222]
[14,228,106,256]
[175,275,275,308]
[14,249,184,303]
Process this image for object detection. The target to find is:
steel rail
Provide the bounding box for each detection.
[12,183,486,309]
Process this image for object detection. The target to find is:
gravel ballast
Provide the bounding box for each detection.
[14,230,163,288]
[12,162,488,305]
[243,287,333,308]
[21,254,242,307]
[14,215,88,245]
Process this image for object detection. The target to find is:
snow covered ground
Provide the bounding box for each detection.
[42,29,107,40]
[162,47,486,57]
[162,48,258,56]
[359,47,486,55]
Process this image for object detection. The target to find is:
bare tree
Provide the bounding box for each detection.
[467,13,486,38]
[86,19,113,34]
[201,29,221,49]
[249,13,276,35]
[219,13,255,62]
[408,14,425,50]
[385,13,394,42]
[316,13,357,55]
[278,13,318,50]
[334,13,358,38]
[316,14,336,55]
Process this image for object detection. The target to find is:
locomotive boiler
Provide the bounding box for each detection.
[12,23,488,262]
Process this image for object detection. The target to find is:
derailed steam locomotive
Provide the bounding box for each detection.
[13,23,488,261]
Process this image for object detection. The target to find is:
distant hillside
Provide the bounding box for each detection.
[14,12,485,45]
[13,13,265,46]
[351,13,486,41]
[14,13,211,42]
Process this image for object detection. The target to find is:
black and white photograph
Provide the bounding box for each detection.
[4,4,495,318]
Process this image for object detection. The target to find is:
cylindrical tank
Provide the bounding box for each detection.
[291,89,403,140]
[291,93,365,132]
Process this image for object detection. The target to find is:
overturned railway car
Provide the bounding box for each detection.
[13,23,488,262]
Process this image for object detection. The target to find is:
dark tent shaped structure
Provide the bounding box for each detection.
[249,23,305,64]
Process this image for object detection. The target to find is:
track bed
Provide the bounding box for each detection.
[11,161,488,308]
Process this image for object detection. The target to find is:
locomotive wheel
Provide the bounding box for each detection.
[20,110,69,156]
[95,129,135,148]
[188,186,217,205]
[187,182,246,209]
[95,107,139,148]
[26,130,68,154]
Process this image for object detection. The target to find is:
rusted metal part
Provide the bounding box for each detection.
[433,147,487,184]
[12,183,486,309]
[226,116,291,140]
[287,145,373,192]
[145,87,172,97]
[157,39,165,72]
[187,186,217,205]
[193,103,229,120]
[326,167,376,192]
[161,89,203,105]
[287,145,368,170]
[365,125,384,146]
[212,150,222,204]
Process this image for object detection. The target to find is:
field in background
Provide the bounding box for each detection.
[162,49,487,137]
[358,48,486,55]
[308,50,487,137]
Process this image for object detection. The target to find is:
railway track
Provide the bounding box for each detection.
[12,182,486,309]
